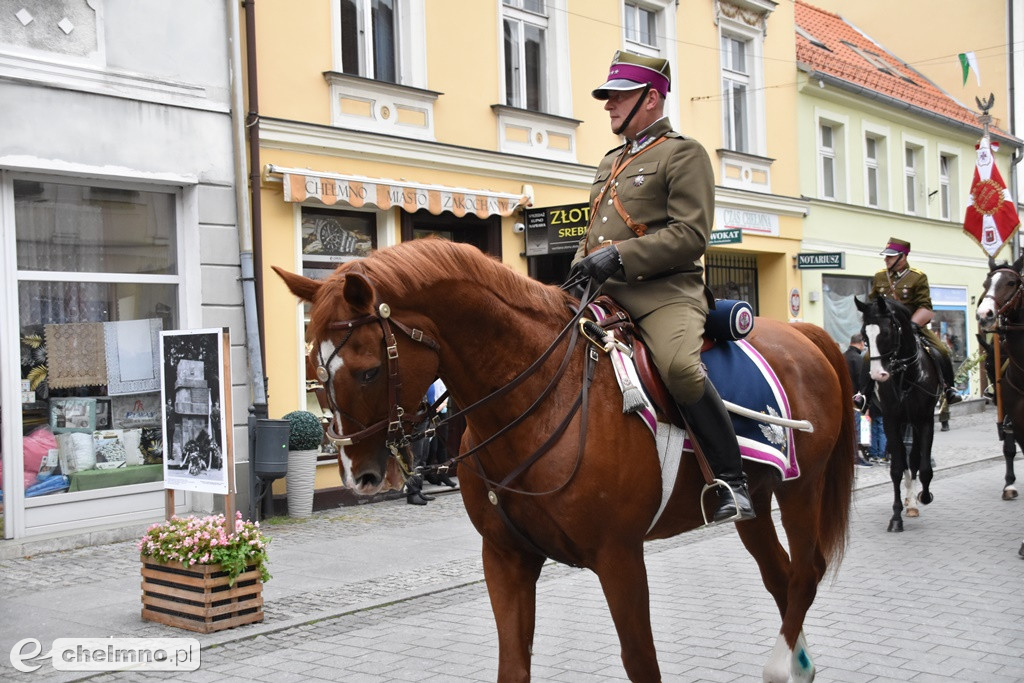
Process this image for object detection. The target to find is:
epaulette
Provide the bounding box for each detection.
[604,143,627,156]
[908,267,926,276]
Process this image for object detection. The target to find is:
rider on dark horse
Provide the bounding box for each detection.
[854,237,963,412]
[568,51,754,523]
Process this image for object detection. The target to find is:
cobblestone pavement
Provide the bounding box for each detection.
[3,409,1022,681]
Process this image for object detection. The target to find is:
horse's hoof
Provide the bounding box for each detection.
[1019,542,1024,558]
[906,507,920,517]
[887,520,903,532]
[1004,488,1019,501]
[918,491,933,505]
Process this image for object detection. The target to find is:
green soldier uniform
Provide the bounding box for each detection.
[568,51,753,524]
[854,237,962,411]
[575,117,714,404]
[869,267,951,363]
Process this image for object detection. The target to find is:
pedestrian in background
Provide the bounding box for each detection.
[845,334,872,468]
[859,356,888,463]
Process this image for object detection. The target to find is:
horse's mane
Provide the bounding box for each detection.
[312,238,572,335]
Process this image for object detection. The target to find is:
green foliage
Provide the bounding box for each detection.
[138,511,271,585]
[954,349,985,385]
[283,410,324,451]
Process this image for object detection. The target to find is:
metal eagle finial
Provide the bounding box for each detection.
[976,93,995,114]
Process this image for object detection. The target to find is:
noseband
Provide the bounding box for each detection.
[315,300,440,467]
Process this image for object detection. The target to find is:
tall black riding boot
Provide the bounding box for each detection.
[938,353,962,406]
[679,380,755,523]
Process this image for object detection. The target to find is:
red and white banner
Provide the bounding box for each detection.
[963,136,1020,257]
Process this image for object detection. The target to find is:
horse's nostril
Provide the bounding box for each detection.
[356,472,380,487]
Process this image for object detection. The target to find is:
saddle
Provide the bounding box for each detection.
[589,296,755,429]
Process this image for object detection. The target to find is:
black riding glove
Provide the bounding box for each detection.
[569,247,622,285]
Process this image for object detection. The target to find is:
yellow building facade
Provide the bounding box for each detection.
[246,0,808,503]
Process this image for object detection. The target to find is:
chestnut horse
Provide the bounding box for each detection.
[977,256,1024,503]
[274,239,854,683]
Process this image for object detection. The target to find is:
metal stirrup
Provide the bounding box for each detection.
[700,478,743,527]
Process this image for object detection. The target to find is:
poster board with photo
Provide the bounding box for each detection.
[159,328,231,496]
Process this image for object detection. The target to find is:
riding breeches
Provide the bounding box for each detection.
[918,326,955,387]
[634,299,708,406]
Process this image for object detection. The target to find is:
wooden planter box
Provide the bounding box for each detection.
[140,556,264,633]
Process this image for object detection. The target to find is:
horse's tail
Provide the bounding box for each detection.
[791,322,855,570]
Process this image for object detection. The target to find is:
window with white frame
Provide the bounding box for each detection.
[721,34,751,153]
[502,0,548,112]
[905,144,921,215]
[339,0,400,83]
[864,134,890,209]
[820,124,836,199]
[939,153,957,221]
[624,2,659,55]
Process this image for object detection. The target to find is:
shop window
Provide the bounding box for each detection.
[13,178,180,499]
[822,275,871,347]
[299,207,377,426]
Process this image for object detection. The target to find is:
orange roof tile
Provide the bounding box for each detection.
[794,0,1014,141]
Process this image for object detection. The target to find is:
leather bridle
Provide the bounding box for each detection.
[315,300,440,473]
[866,308,918,376]
[981,266,1024,329]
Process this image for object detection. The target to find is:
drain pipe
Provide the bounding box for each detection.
[228,0,269,519]
[1009,0,1022,261]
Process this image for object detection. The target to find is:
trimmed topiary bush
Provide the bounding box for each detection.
[282,411,324,451]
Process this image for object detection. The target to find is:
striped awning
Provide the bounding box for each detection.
[267,165,532,219]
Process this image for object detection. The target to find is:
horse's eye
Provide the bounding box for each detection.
[358,367,380,385]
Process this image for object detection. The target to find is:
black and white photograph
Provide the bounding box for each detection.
[158,328,228,494]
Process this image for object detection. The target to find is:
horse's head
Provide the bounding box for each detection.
[855,294,911,383]
[977,255,1024,331]
[272,264,441,496]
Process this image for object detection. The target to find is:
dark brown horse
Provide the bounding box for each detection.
[274,239,854,682]
[977,255,1024,503]
[855,295,941,532]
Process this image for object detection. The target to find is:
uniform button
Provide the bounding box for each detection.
[607,199,613,205]
[597,236,604,242]
[637,275,645,281]
[602,216,607,223]
[638,168,644,172]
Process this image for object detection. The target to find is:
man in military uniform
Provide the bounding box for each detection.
[853,237,963,411]
[568,51,753,523]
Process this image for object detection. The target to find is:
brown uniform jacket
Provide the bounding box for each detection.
[573,117,714,319]
[870,266,950,356]
[869,267,932,312]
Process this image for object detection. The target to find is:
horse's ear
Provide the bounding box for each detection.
[989,256,998,271]
[272,265,322,303]
[854,296,867,313]
[342,272,377,314]
[1013,254,1024,273]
